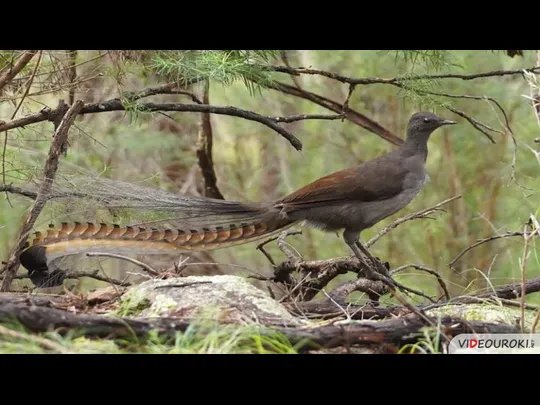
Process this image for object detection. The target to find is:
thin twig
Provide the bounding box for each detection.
[10,270,132,287]
[279,51,303,89]
[270,113,344,123]
[448,231,528,268]
[366,195,462,247]
[277,230,303,264]
[342,84,356,115]
[2,51,43,207]
[262,80,404,146]
[256,230,302,266]
[13,52,104,82]
[395,83,513,143]
[1,100,84,291]
[85,252,159,276]
[328,278,385,302]
[260,64,540,85]
[532,308,540,334]
[123,81,202,102]
[520,218,539,332]
[445,106,497,143]
[1,73,104,101]
[0,50,37,92]
[391,263,451,301]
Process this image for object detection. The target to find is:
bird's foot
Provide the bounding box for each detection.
[371,256,391,275]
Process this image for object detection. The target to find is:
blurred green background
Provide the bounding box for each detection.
[0,50,538,304]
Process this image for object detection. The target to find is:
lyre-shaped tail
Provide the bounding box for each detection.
[20,216,295,275]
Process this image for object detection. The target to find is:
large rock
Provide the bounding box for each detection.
[117,275,307,327]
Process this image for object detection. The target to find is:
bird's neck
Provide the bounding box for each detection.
[401,131,430,162]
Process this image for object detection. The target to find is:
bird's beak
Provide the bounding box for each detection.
[440,119,456,126]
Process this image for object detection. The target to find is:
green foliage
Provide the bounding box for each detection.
[395,77,446,110]
[0,319,304,354]
[149,50,279,95]
[381,50,460,72]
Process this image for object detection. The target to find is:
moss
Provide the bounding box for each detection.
[115,290,152,317]
[426,303,537,330]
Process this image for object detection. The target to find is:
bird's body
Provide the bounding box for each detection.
[19,111,456,286]
[275,141,430,233]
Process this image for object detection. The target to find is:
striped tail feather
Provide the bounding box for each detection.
[20,218,296,275]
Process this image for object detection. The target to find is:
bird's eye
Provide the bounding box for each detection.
[423,117,430,123]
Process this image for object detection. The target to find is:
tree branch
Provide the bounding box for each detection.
[0,99,304,151]
[263,80,404,146]
[448,231,529,268]
[262,64,540,85]
[9,270,132,287]
[391,263,451,301]
[196,80,224,199]
[366,195,462,247]
[85,252,159,277]
[0,50,37,92]
[1,100,84,291]
[0,298,519,351]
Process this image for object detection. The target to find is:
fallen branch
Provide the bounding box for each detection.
[463,275,540,302]
[0,297,519,352]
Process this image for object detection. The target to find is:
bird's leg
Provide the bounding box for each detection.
[355,241,390,277]
[342,230,380,280]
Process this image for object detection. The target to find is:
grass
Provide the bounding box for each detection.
[0,318,305,354]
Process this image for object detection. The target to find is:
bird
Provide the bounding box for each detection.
[19,111,456,287]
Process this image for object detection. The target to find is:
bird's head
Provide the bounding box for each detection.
[407,111,456,139]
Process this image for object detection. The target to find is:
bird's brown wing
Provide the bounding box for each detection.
[276,156,408,209]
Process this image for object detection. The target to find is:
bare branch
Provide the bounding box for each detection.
[328,277,385,302]
[0,99,304,151]
[448,231,529,268]
[0,184,38,199]
[391,263,451,301]
[445,106,497,143]
[0,50,37,92]
[263,80,404,146]
[3,51,43,203]
[10,270,132,287]
[256,229,302,266]
[85,252,159,276]
[261,64,540,85]
[1,100,84,291]
[393,83,514,142]
[123,80,202,102]
[366,195,462,247]
[270,113,344,123]
[67,50,77,105]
